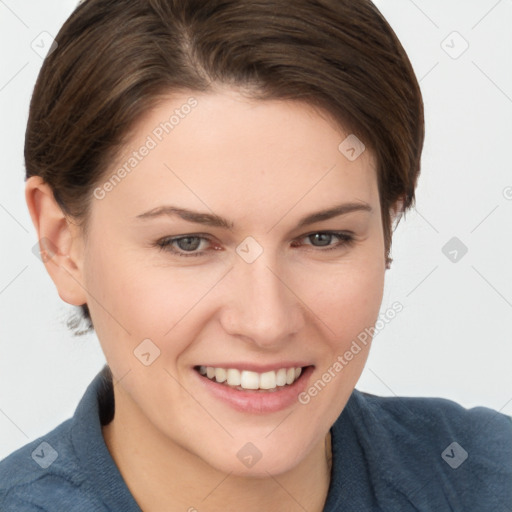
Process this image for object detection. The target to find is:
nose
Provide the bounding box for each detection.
[219,252,305,349]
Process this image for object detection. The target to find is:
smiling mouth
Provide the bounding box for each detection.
[193,365,310,392]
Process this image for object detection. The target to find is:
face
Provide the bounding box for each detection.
[79,88,386,476]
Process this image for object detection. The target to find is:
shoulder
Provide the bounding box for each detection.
[0,366,119,512]
[350,389,512,442]
[0,419,101,511]
[0,367,134,512]
[341,389,512,508]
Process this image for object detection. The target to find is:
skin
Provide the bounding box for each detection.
[26,87,396,511]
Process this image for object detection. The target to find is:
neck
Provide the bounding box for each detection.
[102,386,332,512]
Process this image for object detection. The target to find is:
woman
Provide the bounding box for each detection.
[1,0,510,510]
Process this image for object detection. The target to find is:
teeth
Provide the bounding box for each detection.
[276,368,287,386]
[198,365,304,390]
[226,368,241,386]
[215,367,227,383]
[259,371,276,390]
[241,370,260,390]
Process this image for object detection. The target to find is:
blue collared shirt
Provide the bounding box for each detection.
[1,365,511,511]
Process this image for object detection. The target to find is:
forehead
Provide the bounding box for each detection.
[94,89,379,227]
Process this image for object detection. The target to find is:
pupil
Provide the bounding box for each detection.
[177,237,201,251]
[311,233,331,246]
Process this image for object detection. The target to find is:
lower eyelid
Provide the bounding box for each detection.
[296,232,354,246]
[156,231,354,255]
[169,236,211,252]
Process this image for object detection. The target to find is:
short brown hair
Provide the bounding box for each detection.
[25,0,424,334]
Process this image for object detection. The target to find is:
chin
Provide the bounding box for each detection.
[197,440,309,478]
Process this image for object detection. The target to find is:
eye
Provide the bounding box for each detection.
[293,231,355,251]
[155,235,214,257]
[154,231,355,258]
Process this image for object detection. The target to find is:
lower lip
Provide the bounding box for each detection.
[193,366,314,414]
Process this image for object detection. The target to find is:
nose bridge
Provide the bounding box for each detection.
[221,250,303,346]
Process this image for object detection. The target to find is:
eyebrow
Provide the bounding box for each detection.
[135,201,373,230]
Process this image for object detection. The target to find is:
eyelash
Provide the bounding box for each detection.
[154,231,355,258]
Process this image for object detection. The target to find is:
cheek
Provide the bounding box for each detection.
[289,260,384,441]
[82,242,228,360]
[115,264,230,335]
[298,240,385,385]
[84,241,186,327]
[83,220,385,362]
[304,250,385,341]
[311,271,384,384]
[296,254,385,420]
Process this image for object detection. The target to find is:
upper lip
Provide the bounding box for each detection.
[195,362,313,373]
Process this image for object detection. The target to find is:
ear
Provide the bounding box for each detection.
[25,176,88,307]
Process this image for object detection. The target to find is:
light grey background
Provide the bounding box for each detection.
[1,0,511,459]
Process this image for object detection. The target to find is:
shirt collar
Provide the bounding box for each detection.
[70,365,142,511]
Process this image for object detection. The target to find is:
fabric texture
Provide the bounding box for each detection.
[1,365,511,511]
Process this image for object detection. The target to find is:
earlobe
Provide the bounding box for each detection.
[25,176,88,307]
